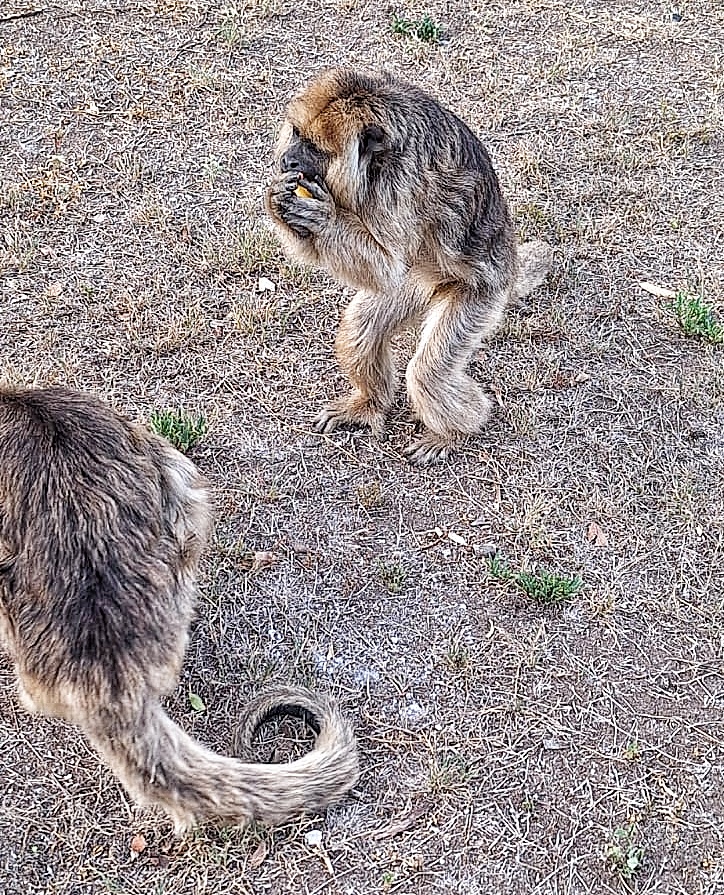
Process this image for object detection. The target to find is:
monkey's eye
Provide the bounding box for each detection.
[291,125,300,139]
[360,124,386,156]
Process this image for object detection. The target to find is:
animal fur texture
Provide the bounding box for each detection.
[0,386,358,833]
[266,68,553,465]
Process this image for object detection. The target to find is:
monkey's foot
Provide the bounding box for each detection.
[314,395,387,439]
[402,432,456,466]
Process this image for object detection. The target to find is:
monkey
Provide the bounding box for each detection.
[0,386,358,835]
[266,68,553,465]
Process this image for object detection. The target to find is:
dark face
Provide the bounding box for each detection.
[279,127,329,184]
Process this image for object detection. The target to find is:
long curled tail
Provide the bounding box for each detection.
[232,685,348,758]
[514,239,554,300]
[86,686,359,835]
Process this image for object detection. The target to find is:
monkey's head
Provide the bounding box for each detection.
[274,69,393,210]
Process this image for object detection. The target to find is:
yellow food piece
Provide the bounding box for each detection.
[294,184,313,199]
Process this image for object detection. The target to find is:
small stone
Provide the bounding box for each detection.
[305,829,323,848]
[473,543,498,558]
[257,276,276,293]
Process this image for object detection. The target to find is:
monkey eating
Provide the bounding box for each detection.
[266,68,553,465]
[0,386,359,834]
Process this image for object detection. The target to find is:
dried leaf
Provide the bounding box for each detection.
[586,521,609,547]
[47,282,63,297]
[448,531,468,546]
[372,803,429,840]
[304,829,323,848]
[248,839,268,869]
[639,281,677,299]
[490,384,505,408]
[188,691,206,712]
[250,550,276,573]
[130,833,147,854]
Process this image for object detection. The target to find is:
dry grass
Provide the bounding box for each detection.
[1,1,723,893]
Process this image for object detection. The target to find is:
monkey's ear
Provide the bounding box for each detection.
[360,124,386,156]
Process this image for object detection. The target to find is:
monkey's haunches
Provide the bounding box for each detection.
[0,386,359,833]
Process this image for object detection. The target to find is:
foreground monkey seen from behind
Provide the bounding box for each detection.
[0,387,358,834]
[267,68,552,465]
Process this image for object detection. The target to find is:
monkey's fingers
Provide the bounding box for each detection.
[282,207,321,232]
[268,175,302,214]
[314,407,344,434]
[270,170,301,190]
[270,196,311,237]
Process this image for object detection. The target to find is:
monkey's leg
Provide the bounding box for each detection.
[314,291,407,439]
[403,287,508,465]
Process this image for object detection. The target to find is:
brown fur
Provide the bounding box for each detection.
[0,386,358,834]
[266,68,553,464]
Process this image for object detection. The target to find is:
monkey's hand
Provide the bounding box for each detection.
[267,172,335,239]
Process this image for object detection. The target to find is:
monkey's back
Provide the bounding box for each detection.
[332,70,516,288]
[0,387,207,705]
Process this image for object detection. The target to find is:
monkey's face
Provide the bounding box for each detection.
[277,123,330,187]
[269,70,390,231]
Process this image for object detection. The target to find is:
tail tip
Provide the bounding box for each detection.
[515,239,554,299]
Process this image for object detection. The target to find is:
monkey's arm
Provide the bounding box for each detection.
[267,172,403,292]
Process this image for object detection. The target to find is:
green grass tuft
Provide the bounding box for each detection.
[427,751,476,793]
[515,569,583,604]
[489,557,582,605]
[377,559,408,594]
[605,824,645,879]
[149,409,208,453]
[391,13,441,43]
[673,292,723,344]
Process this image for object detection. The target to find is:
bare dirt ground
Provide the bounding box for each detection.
[1,1,723,893]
